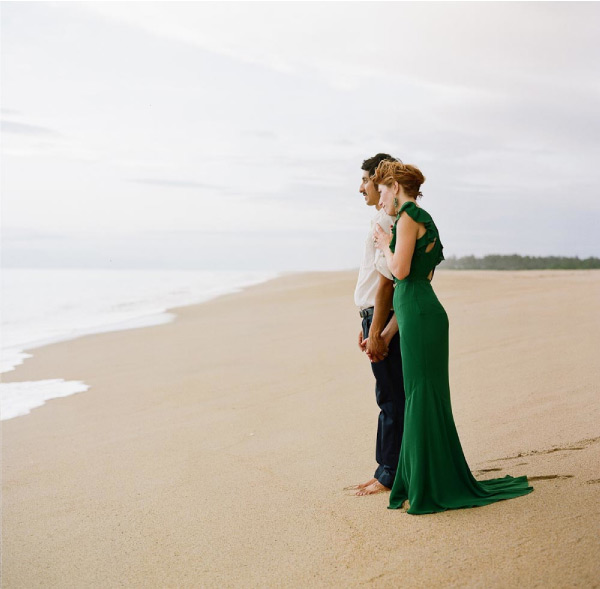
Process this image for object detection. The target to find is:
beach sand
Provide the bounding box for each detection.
[2,270,600,588]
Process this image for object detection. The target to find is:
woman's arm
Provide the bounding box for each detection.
[374,214,420,280]
[380,312,399,346]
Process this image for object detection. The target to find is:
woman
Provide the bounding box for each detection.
[372,160,533,515]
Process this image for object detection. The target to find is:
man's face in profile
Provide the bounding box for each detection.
[359,170,380,207]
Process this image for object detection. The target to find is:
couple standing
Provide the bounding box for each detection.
[350,153,533,514]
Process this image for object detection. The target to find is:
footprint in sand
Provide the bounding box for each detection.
[487,437,599,464]
[527,474,574,481]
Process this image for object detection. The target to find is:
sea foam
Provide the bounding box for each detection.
[1,379,90,420]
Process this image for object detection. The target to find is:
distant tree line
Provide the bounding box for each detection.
[439,255,600,270]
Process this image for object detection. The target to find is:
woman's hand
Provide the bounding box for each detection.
[373,223,392,252]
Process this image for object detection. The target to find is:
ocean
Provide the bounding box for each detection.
[0,268,278,420]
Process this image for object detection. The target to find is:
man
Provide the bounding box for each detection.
[350,153,406,496]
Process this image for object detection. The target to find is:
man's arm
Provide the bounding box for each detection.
[365,273,394,362]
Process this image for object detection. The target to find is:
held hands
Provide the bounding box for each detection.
[362,333,390,363]
[373,223,392,252]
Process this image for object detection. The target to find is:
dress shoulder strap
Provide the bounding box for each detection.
[398,201,432,225]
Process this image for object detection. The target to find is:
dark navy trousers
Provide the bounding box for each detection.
[361,311,405,489]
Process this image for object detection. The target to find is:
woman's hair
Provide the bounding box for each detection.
[371,160,425,199]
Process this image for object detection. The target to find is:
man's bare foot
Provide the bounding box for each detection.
[355,480,391,496]
[344,477,377,491]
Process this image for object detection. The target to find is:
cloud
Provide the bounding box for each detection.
[1,120,60,136]
[242,130,278,140]
[127,178,221,190]
[2,2,598,261]
[84,3,599,93]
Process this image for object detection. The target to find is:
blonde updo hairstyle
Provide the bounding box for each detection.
[371,160,425,199]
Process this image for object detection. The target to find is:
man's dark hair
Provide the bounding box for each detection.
[361,153,400,177]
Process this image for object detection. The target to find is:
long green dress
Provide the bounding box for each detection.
[388,201,533,515]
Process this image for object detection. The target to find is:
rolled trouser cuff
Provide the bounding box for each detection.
[374,465,396,489]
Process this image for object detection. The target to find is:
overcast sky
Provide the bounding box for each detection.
[2,2,599,270]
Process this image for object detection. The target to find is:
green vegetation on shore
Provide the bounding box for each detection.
[440,255,600,270]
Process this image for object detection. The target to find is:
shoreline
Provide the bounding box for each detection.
[1,269,284,419]
[0,268,284,375]
[2,268,331,381]
[3,269,599,587]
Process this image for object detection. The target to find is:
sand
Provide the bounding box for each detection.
[2,270,600,588]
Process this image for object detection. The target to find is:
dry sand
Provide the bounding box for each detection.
[2,270,600,588]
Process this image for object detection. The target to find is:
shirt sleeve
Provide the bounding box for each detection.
[373,212,394,280]
[374,249,393,280]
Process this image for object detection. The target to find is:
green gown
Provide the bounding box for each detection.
[388,201,533,515]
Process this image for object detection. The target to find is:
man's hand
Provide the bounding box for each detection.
[358,329,367,352]
[366,332,389,363]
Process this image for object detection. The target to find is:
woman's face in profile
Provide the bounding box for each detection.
[378,183,396,216]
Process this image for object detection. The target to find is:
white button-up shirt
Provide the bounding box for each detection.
[354,207,395,310]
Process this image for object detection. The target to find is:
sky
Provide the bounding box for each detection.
[2,1,599,271]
